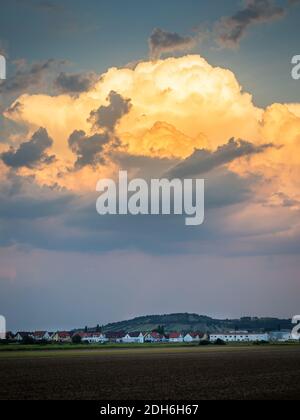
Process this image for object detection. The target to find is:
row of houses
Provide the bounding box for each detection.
[9,331,206,344]
[6,330,296,343]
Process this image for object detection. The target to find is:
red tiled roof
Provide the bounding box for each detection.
[57,332,71,338]
[169,332,182,339]
[33,331,47,338]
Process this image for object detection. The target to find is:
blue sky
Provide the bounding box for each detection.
[1,0,300,106]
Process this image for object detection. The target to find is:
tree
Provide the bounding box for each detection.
[22,335,35,345]
[199,340,210,346]
[96,324,101,333]
[84,326,88,333]
[154,325,165,335]
[214,338,226,346]
[72,334,82,344]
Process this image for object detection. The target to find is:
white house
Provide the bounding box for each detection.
[184,333,203,343]
[52,331,72,343]
[32,331,52,341]
[122,332,144,344]
[81,333,108,344]
[144,332,165,343]
[210,333,269,343]
[269,331,293,342]
[14,332,33,341]
[168,332,184,343]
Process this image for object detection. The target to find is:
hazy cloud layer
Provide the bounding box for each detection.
[168,138,273,178]
[149,1,299,53]
[55,72,98,94]
[149,28,197,59]
[0,59,65,95]
[1,128,55,169]
[215,0,285,48]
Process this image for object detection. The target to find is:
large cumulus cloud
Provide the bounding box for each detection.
[4,55,262,163]
[4,54,299,206]
[0,54,300,257]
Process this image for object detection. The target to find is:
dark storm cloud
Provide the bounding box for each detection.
[167,138,273,179]
[0,174,76,252]
[68,130,110,169]
[215,0,285,48]
[0,59,65,95]
[58,166,255,255]
[54,72,98,94]
[89,91,132,132]
[0,165,297,258]
[1,128,55,169]
[0,191,73,221]
[149,28,197,59]
[0,172,74,221]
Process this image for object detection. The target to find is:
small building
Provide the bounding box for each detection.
[81,332,108,344]
[168,332,184,343]
[209,333,269,343]
[14,332,33,342]
[122,332,144,344]
[32,331,52,341]
[184,332,204,343]
[269,331,293,342]
[144,332,165,343]
[52,331,72,343]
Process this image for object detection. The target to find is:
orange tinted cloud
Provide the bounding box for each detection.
[5,55,262,157]
[3,54,300,206]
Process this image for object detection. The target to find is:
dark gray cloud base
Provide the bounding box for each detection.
[0,59,65,95]
[68,91,132,170]
[89,90,132,132]
[1,128,55,169]
[55,72,98,94]
[68,130,110,169]
[168,138,273,178]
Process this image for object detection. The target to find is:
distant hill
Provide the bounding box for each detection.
[97,313,292,334]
